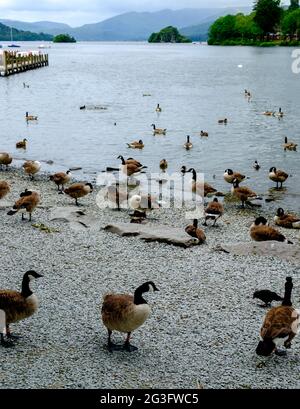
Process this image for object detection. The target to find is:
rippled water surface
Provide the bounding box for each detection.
[1,42,300,211]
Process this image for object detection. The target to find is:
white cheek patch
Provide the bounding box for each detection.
[28,275,35,281]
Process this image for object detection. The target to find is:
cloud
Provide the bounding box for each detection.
[0,0,254,26]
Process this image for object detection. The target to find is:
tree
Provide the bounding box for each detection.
[148,26,191,43]
[289,0,299,11]
[253,0,283,34]
[209,15,238,43]
[53,34,76,43]
[282,9,300,36]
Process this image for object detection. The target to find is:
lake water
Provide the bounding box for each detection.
[0,42,300,211]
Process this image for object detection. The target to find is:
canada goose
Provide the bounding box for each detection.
[250,216,293,244]
[118,156,147,177]
[200,131,209,137]
[263,111,275,116]
[101,281,159,352]
[64,183,93,206]
[277,107,284,118]
[49,170,72,193]
[204,198,224,226]
[156,104,162,112]
[253,290,283,308]
[184,135,193,150]
[256,277,300,357]
[117,155,143,168]
[274,208,300,229]
[253,160,261,171]
[0,152,13,170]
[185,219,206,244]
[25,112,38,121]
[231,178,261,208]
[127,140,144,149]
[218,118,228,124]
[182,167,217,197]
[79,105,86,110]
[0,270,43,347]
[159,159,168,172]
[0,181,10,200]
[151,124,166,135]
[22,160,41,180]
[7,189,40,221]
[23,82,29,88]
[283,137,297,151]
[269,167,288,189]
[16,138,27,149]
[224,169,246,184]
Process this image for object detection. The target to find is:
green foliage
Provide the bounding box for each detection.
[148,26,191,43]
[289,0,299,11]
[282,9,300,35]
[0,22,53,41]
[253,0,282,34]
[53,34,76,43]
[208,13,262,44]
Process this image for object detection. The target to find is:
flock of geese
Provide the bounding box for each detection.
[0,91,299,356]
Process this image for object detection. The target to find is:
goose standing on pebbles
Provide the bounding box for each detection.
[101,281,159,352]
[184,135,193,150]
[256,277,300,357]
[50,170,72,193]
[22,160,41,180]
[0,181,10,200]
[231,178,261,208]
[269,167,288,189]
[204,198,224,226]
[64,183,93,206]
[7,189,40,221]
[0,270,43,347]
[185,219,206,243]
[250,216,293,244]
[274,208,300,229]
[0,152,13,170]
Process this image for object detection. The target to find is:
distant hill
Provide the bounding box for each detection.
[180,6,252,41]
[0,19,70,36]
[0,22,53,41]
[0,7,253,41]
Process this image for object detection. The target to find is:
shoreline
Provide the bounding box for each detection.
[0,168,300,389]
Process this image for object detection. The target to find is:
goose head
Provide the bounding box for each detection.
[256,338,276,357]
[276,208,285,217]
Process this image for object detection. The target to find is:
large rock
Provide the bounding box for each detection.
[103,223,200,248]
[50,207,100,231]
[216,241,300,264]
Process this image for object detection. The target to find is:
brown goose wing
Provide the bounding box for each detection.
[205,201,224,215]
[0,290,28,323]
[261,306,296,339]
[101,294,134,327]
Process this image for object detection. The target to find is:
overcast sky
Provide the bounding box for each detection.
[0,0,259,26]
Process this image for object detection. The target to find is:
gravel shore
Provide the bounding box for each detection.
[0,168,300,389]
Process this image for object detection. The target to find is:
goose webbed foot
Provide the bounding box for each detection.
[1,334,15,348]
[275,348,287,356]
[107,342,124,353]
[259,304,270,308]
[123,342,138,352]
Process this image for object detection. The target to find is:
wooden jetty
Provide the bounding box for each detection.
[0,50,49,77]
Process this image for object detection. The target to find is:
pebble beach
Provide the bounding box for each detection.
[0,167,300,389]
